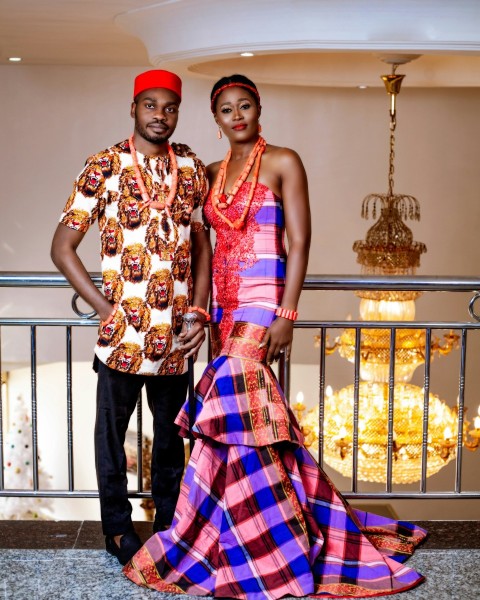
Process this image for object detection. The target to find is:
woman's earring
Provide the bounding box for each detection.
[258,123,262,133]
[217,127,222,140]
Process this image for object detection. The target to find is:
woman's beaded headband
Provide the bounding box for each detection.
[210,82,261,112]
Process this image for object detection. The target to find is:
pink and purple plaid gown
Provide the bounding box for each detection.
[123,182,426,598]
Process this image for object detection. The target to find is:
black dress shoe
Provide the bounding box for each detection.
[105,531,142,565]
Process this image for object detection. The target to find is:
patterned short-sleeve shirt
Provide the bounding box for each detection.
[60,139,208,376]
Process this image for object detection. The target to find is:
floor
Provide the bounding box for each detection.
[1,521,479,599]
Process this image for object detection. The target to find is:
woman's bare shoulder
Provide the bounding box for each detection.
[265,144,304,170]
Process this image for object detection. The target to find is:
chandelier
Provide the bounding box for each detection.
[297,384,472,484]
[298,57,480,484]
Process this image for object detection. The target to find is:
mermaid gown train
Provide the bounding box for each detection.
[123,182,426,598]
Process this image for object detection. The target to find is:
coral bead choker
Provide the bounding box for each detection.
[211,136,267,230]
[128,135,178,215]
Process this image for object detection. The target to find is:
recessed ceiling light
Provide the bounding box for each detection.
[240,52,254,57]
[8,57,22,62]
[357,85,368,89]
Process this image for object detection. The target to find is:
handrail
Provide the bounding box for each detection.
[0,272,101,287]
[2,272,480,291]
[304,274,480,292]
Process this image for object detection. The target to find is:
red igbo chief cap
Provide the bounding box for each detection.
[133,69,182,100]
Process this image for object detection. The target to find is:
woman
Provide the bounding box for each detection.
[124,74,426,598]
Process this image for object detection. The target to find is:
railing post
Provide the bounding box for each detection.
[66,326,75,491]
[30,325,39,491]
[455,329,468,494]
[318,327,327,468]
[352,328,361,494]
[385,328,397,493]
[0,328,4,491]
[420,327,432,492]
[136,392,143,492]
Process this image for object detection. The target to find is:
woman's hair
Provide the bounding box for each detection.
[210,74,261,112]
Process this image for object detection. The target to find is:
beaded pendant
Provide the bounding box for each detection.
[211,136,266,229]
[128,135,178,215]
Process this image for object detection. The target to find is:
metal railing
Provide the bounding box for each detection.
[1,272,480,502]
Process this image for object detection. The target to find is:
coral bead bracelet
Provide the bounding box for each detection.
[187,306,211,322]
[275,307,298,321]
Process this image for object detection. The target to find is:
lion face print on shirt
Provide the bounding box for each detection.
[59,140,208,375]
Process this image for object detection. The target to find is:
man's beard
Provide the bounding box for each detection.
[135,122,170,145]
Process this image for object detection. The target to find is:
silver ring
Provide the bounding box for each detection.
[279,348,285,353]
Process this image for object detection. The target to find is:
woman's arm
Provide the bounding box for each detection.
[177,227,212,359]
[261,148,311,364]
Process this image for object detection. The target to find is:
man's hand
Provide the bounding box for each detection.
[177,320,206,359]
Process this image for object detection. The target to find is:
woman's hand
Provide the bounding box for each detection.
[259,317,294,364]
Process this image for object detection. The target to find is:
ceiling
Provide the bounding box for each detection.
[0,0,151,67]
[1,0,480,87]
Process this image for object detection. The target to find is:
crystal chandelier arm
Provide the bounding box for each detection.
[431,331,460,356]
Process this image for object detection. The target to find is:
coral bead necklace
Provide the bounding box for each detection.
[128,135,178,215]
[211,136,267,230]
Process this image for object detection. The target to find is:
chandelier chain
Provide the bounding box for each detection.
[388,112,396,197]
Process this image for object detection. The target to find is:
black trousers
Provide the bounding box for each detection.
[94,358,188,536]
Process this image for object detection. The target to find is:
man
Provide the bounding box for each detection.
[51,70,211,565]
